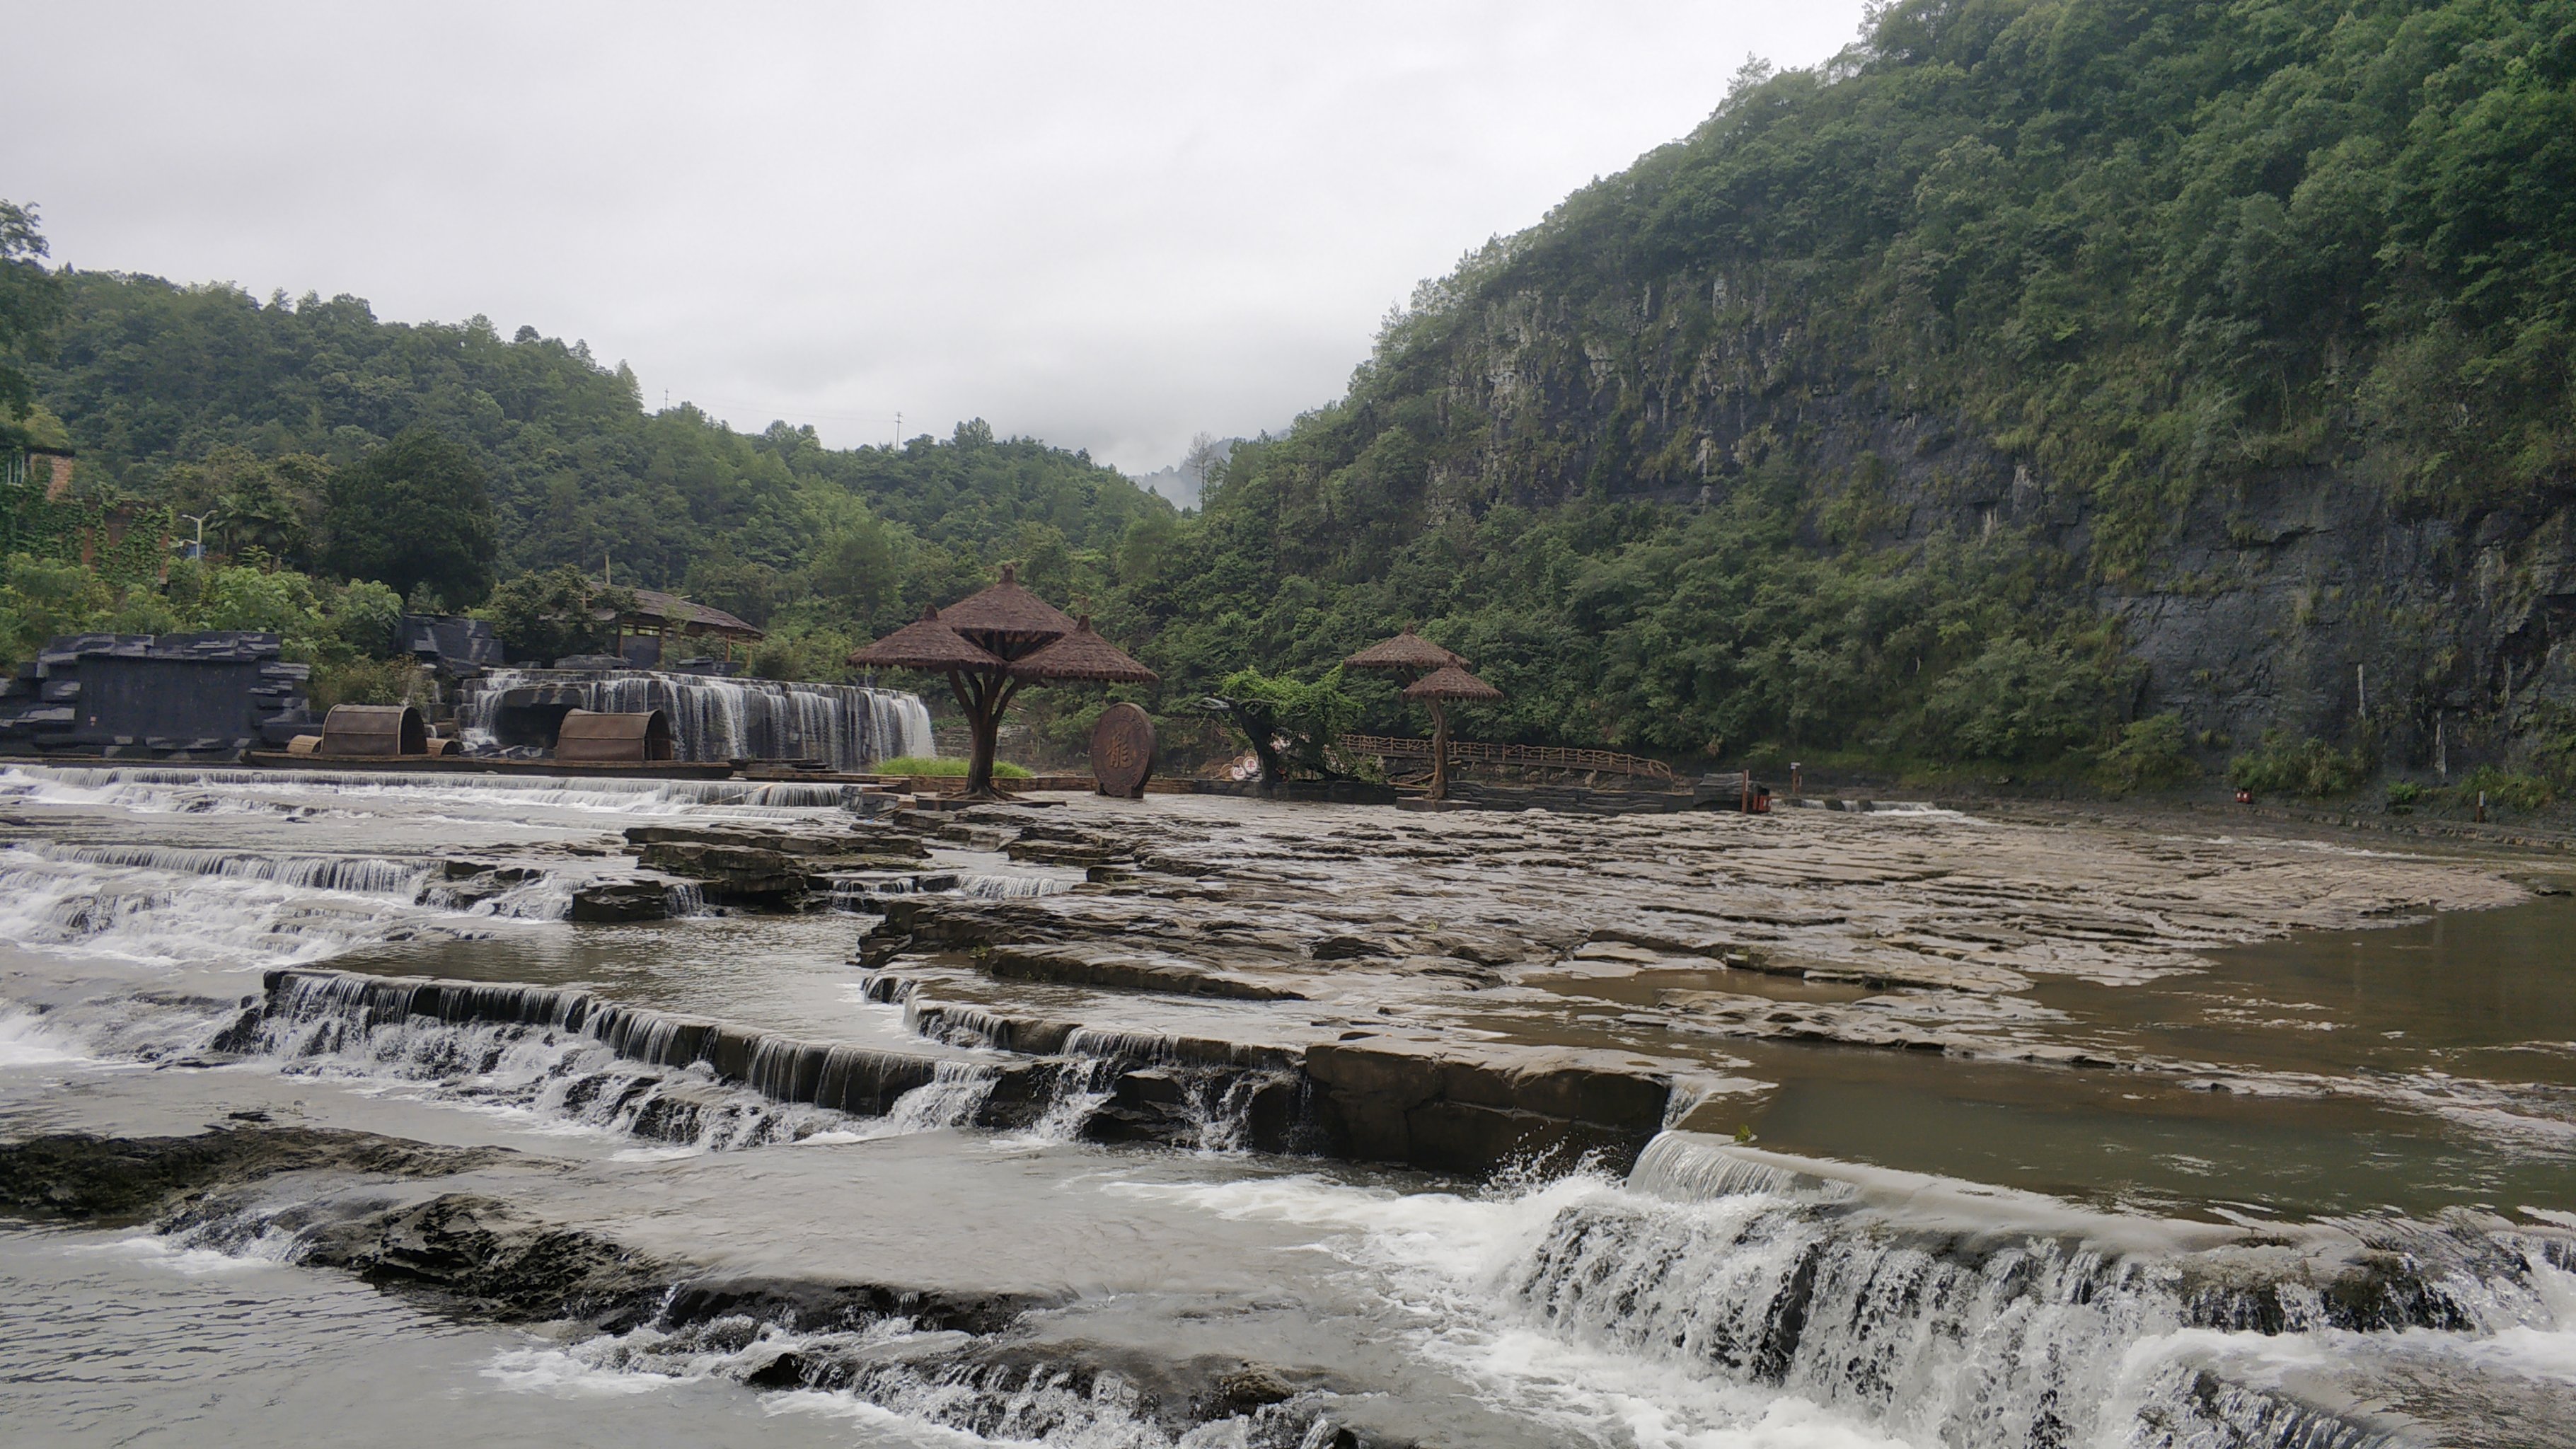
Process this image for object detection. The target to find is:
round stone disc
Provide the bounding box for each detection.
[1090,702,1155,797]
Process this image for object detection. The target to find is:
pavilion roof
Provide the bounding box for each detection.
[846,607,1006,671]
[1401,663,1502,701]
[1344,628,1467,672]
[937,564,1078,645]
[1008,617,1158,684]
[601,587,765,641]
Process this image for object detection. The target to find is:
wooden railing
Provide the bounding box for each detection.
[1337,733,1675,781]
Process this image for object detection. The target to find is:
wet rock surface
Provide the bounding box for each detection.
[6,765,2574,1448]
[1,1121,1387,1447]
[840,795,2557,1183]
[0,1126,509,1224]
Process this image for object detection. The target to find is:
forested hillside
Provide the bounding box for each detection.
[1135,0,2576,790]
[20,270,1165,630]
[8,0,2575,795]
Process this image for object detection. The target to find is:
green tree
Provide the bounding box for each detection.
[195,564,325,637]
[161,445,330,565]
[806,515,899,620]
[0,201,61,425]
[478,565,633,664]
[320,426,497,604]
[0,552,109,666]
[330,578,407,657]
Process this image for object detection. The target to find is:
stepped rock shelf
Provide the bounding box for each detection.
[296,785,2552,1184]
[7,763,2572,1446]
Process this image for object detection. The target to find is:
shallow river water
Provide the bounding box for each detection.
[2,763,2573,1447]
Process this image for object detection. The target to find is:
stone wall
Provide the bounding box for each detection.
[0,632,310,759]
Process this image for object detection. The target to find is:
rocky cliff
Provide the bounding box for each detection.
[1182,0,2576,779]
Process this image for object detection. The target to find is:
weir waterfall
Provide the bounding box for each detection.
[455,668,934,770]
[2,761,2572,1448]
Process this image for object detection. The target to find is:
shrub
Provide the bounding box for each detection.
[308,656,422,713]
[0,552,110,666]
[2384,780,2423,813]
[2453,766,2553,813]
[2228,732,2373,797]
[2096,713,2198,795]
[1919,637,2114,763]
[197,565,323,635]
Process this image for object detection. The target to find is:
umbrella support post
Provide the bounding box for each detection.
[1430,700,1449,802]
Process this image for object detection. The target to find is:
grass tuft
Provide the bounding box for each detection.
[872,756,1032,780]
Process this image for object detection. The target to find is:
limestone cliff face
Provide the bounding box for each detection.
[1376,262,2576,770]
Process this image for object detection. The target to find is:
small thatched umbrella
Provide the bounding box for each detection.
[848,606,1013,786]
[1344,628,1482,798]
[1344,627,1466,674]
[1402,663,1501,801]
[848,606,1005,674]
[1010,616,1159,688]
[938,564,1079,648]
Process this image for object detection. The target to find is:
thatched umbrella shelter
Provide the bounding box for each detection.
[1401,664,1502,800]
[849,570,1151,797]
[1344,628,1465,674]
[1010,617,1158,690]
[1345,628,1497,801]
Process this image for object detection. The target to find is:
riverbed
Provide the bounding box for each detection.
[1,763,2571,1447]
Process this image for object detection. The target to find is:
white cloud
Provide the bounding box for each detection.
[5,1,1869,471]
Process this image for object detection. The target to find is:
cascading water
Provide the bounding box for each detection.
[456,669,933,771]
[200,969,1002,1151]
[0,843,565,969]
[1489,1131,2576,1448]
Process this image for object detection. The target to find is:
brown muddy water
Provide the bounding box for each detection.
[1,763,2572,1448]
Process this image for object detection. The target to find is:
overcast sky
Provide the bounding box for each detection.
[7,2,1871,473]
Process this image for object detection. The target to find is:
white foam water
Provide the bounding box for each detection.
[1106,1136,2576,1449]
[0,843,558,971]
[0,1006,89,1070]
[0,763,884,817]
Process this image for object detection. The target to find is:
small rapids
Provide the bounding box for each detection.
[0,842,567,969]
[224,971,998,1152]
[1,762,884,814]
[1496,1133,2576,1448]
[205,969,1315,1158]
[510,1317,1336,1448]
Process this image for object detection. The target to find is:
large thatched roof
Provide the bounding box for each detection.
[938,564,1078,645]
[847,607,1006,671]
[1345,628,1467,672]
[1401,663,1502,701]
[616,587,764,641]
[1009,617,1158,684]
